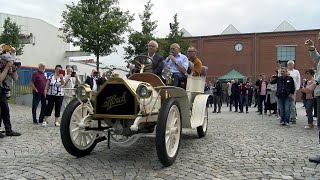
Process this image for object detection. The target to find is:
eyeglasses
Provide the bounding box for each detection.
[187,50,195,53]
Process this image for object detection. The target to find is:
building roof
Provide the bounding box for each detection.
[181,28,192,37]
[221,24,241,35]
[274,20,296,32]
[0,12,59,30]
[218,69,244,82]
[70,59,128,72]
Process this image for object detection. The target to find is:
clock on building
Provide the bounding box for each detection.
[234,43,243,52]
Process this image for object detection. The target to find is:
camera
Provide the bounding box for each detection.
[14,62,21,67]
[71,71,76,77]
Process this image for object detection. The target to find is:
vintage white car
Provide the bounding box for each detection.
[60,55,209,167]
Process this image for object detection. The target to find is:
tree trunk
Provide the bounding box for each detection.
[96,54,100,72]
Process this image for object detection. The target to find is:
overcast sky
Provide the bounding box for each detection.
[1,0,320,66]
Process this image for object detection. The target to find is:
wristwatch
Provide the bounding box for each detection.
[309,46,316,51]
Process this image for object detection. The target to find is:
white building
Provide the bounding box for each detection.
[0,13,70,69]
[0,13,129,81]
[69,59,129,81]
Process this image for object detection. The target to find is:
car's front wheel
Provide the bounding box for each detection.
[60,99,97,157]
[156,98,182,167]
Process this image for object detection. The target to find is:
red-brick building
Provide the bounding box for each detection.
[189,23,320,83]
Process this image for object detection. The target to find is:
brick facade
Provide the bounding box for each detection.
[190,29,320,83]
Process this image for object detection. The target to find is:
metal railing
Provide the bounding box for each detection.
[8,69,33,103]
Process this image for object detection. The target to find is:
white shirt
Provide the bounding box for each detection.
[92,77,98,91]
[288,69,301,91]
[227,83,232,96]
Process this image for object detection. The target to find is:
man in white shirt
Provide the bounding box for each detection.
[287,60,301,124]
[162,43,189,87]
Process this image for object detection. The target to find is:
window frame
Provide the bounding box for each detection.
[276,45,297,67]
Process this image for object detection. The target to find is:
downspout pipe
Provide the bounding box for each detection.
[254,33,257,83]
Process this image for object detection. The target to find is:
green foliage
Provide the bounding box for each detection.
[158,13,191,57]
[124,0,157,64]
[0,17,24,55]
[60,0,134,70]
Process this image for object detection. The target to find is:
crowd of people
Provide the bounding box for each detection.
[204,43,320,131]
[30,64,109,128]
[2,38,320,165]
[30,40,203,128]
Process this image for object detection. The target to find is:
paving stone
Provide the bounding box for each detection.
[0,103,320,179]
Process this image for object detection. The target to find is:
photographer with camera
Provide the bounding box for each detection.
[62,66,80,111]
[0,53,21,138]
[85,69,105,91]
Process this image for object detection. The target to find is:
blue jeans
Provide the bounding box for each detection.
[239,95,248,112]
[32,91,46,123]
[277,96,292,123]
[305,99,315,124]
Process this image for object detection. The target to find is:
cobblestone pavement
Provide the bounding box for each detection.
[1,103,320,179]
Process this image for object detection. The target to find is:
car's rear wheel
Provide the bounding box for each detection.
[60,99,97,157]
[156,98,182,167]
[197,105,208,138]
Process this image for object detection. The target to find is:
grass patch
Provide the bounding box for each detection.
[8,96,16,104]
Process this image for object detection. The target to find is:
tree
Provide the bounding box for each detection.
[124,0,157,65]
[0,17,24,55]
[60,0,134,71]
[158,13,190,57]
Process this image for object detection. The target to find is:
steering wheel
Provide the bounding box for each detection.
[132,55,154,73]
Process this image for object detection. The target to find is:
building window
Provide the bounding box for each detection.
[277,46,296,67]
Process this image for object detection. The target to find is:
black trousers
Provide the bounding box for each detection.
[213,95,221,112]
[233,94,239,111]
[248,95,253,106]
[45,95,64,117]
[229,95,233,111]
[0,93,12,132]
[258,95,267,114]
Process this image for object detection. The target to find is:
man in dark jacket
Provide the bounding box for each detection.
[85,69,105,91]
[231,79,240,112]
[141,40,164,76]
[213,79,222,113]
[271,67,295,126]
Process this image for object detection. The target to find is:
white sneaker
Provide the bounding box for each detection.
[276,116,281,120]
[42,122,47,127]
[55,122,60,127]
